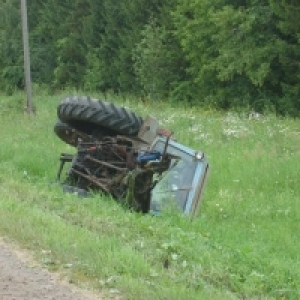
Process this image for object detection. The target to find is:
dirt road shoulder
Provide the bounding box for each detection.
[0,237,106,300]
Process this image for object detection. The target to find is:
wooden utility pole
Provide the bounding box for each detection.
[21,0,34,114]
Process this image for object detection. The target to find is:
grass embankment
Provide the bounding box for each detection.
[0,91,299,299]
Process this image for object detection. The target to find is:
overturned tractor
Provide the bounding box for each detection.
[54,96,209,216]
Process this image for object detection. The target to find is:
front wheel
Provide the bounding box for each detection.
[54,120,91,147]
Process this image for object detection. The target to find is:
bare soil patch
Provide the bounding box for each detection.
[0,237,108,300]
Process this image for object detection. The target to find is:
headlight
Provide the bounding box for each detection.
[195,151,204,160]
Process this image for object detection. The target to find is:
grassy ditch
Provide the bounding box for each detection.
[0,91,299,299]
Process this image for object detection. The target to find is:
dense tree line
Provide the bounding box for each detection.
[0,0,299,116]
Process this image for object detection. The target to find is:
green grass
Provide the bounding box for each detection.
[0,90,299,299]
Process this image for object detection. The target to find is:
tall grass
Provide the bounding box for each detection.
[0,90,299,299]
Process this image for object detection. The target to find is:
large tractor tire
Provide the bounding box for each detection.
[57,95,143,137]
